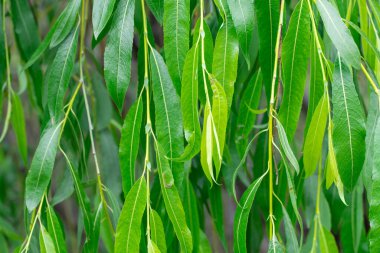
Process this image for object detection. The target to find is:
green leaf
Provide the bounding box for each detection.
[146,0,164,24]
[46,204,67,253]
[0,1,5,84]
[119,96,143,195]
[209,186,227,250]
[331,55,366,190]
[200,104,215,184]
[50,0,81,48]
[47,26,79,120]
[25,123,62,211]
[163,0,190,94]
[39,224,56,253]
[255,0,279,99]
[278,0,310,140]
[316,0,361,69]
[183,180,200,252]
[150,209,167,253]
[148,239,161,253]
[268,236,285,253]
[155,143,193,253]
[150,48,184,187]
[11,93,28,165]
[104,0,135,111]
[281,205,299,253]
[179,44,201,160]
[233,174,265,253]
[227,0,254,68]
[318,226,339,253]
[114,177,147,253]
[199,230,212,253]
[304,94,328,177]
[276,119,299,174]
[92,0,116,38]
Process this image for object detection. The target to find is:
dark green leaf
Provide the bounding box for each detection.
[46,204,67,253]
[146,0,164,24]
[11,93,27,165]
[92,0,116,38]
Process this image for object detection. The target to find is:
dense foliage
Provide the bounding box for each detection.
[0,0,379,252]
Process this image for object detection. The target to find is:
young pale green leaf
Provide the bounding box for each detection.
[281,205,299,253]
[178,44,201,161]
[235,70,263,157]
[104,0,135,112]
[150,48,184,187]
[146,0,164,24]
[119,97,143,195]
[114,177,147,253]
[148,239,161,253]
[276,119,299,174]
[255,0,279,99]
[318,226,339,253]
[209,186,227,251]
[227,0,254,68]
[150,209,167,253]
[11,93,27,165]
[50,0,81,47]
[331,55,366,190]
[233,174,265,253]
[163,0,190,94]
[39,224,56,253]
[201,104,215,184]
[47,26,79,120]
[92,0,116,38]
[278,0,310,140]
[304,94,328,177]
[46,204,67,253]
[155,143,193,253]
[25,123,62,211]
[316,0,361,69]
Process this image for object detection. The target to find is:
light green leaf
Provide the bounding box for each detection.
[104,0,135,111]
[11,93,27,165]
[276,119,299,174]
[318,226,339,253]
[46,204,67,253]
[200,104,215,183]
[39,224,56,253]
[278,0,310,140]
[92,0,116,38]
[47,26,79,120]
[119,96,143,195]
[316,0,361,69]
[148,239,161,253]
[150,209,167,253]
[304,94,328,177]
[163,0,190,94]
[114,177,147,253]
[331,55,366,190]
[227,0,254,67]
[150,48,184,187]
[25,123,62,211]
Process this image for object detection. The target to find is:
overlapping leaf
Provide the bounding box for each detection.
[92,0,116,38]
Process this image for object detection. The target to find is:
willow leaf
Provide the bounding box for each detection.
[316,0,361,69]
[209,186,227,250]
[11,93,27,165]
[150,49,184,187]
[0,1,4,84]
[278,0,310,140]
[92,0,116,38]
[331,55,366,190]
[148,239,161,253]
[50,0,81,47]
[233,174,265,253]
[227,0,254,68]
[276,120,299,174]
[179,44,201,160]
[163,0,190,93]
[46,204,67,253]
[39,224,56,253]
[155,143,193,253]
[201,104,214,183]
[319,226,339,253]
[119,97,143,195]
[304,94,328,177]
[114,177,147,253]
[150,209,167,253]
[47,26,79,120]
[104,0,135,111]
[255,0,279,99]
[199,230,212,253]
[146,0,164,24]
[183,180,200,252]
[25,123,61,211]
[281,205,299,253]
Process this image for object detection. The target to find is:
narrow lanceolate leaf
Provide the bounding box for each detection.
[46,204,67,253]
[255,0,279,99]
[304,94,328,177]
[163,0,190,94]
[278,0,310,140]
[114,177,147,253]
[119,97,143,195]
[233,174,265,253]
[39,224,56,253]
[268,235,285,253]
[212,7,239,108]
[201,104,214,183]
[50,0,81,47]
[47,26,79,121]
[92,0,116,38]
[227,0,254,68]
[148,240,161,253]
[183,180,200,253]
[11,93,28,165]
[369,101,380,252]
[150,49,184,187]
[179,45,201,160]
[235,70,263,157]
[150,209,167,253]
[25,123,62,212]
[146,0,164,24]
[316,0,361,69]
[155,143,193,253]
[209,186,227,250]
[276,120,300,174]
[281,205,299,253]
[319,226,339,253]
[331,55,366,190]
[104,0,135,112]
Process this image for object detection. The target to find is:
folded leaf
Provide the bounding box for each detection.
[46,204,67,253]
[276,119,300,174]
